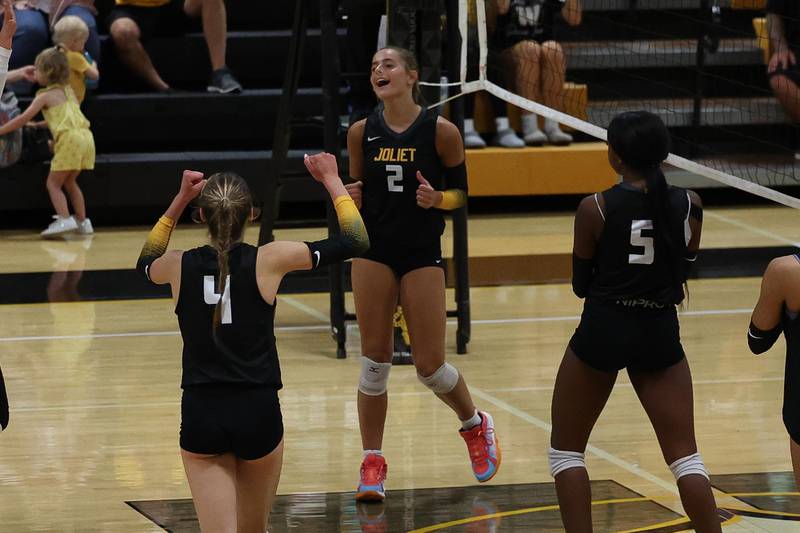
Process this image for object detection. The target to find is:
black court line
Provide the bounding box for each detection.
[1,245,796,305]
[127,480,683,532]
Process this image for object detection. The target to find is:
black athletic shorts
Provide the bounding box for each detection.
[180,384,283,460]
[361,239,445,279]
[106,1,190,40]
[569,298,686,373]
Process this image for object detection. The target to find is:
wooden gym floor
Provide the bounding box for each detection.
[2,205,800,531]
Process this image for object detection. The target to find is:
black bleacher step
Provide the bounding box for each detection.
[568,8,757,41]
[94,1,315,33]
[0,150,341,211]
[20,89,347,152]
[584,0,761,9]
[588,97,788,127]
[566,38,763,70]
[99,29,346,91]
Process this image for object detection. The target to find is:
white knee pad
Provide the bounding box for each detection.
[418,362,459,394]
[358,357,392,396]
[668,452,709,481]
[549,447,586,477]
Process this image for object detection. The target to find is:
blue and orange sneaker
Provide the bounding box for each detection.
[459,411,501,482]
[356,453,387,502]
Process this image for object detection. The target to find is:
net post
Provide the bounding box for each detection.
[447,0,471,354]
[320,0,348,359]
[258,0,308,246]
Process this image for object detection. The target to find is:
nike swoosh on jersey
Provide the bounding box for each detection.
[367,136,381,142]
[313,250,321,267]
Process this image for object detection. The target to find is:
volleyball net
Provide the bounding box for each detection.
[422,0,800,208]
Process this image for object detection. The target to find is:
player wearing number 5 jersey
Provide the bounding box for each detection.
[548,111,720,532]
[346,46,500,502]
[135,158,368,533]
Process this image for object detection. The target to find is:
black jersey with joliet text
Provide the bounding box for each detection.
[176,243,281,389]
[360,106,446,247]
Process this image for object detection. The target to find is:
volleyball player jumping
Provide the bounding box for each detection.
[548,111,720,531]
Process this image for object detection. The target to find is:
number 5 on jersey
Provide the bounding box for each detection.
[629,219,654,264]
[386,164,403,192]
[204,275,232,324]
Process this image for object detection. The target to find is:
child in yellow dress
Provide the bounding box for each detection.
[0,46,96,238]
[52,16,100,104]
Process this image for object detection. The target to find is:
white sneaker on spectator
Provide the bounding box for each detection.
[76,218,94,235]
[492,117,525,148]
[41,216,78,239]
[464,118,486,148]
[522,114,547,146]
[544,118,573,145]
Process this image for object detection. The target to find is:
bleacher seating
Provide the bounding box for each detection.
[0,0,787,221]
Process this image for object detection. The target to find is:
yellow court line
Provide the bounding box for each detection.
[406,497,649,533]
[617,514,741,533]
[615,516,691,533]
[726,491,800,497]
[728,507,800,518]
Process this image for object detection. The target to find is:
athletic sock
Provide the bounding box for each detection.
[363,449,383,458]
[461,410,482,430]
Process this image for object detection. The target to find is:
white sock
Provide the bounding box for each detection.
[522,113,541,135]
[464,118,477,133]
[544,117,562,133]
[495,116,511,131]
[363,449,383,457]
[461,410,482,430]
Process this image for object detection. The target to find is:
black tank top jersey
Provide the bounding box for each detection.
[782,256,800,428]
[360,106,446,246]
[587,183,691,305]
[176,243,281,389]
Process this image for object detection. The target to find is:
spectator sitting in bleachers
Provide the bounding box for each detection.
[52,14,97,103]
[492,0,581,146]
[766,0,800,131]
[2,0,99,94]
[107,0,241,94]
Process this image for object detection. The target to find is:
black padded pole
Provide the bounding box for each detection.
[320,0,348,358]
[446,0,471,354]
[259,0,308,246]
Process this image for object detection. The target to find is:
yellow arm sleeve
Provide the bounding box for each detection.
[437,189,467,210]
[136,215,176,281]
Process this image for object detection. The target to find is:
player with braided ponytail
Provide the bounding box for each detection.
[136,155,368,532]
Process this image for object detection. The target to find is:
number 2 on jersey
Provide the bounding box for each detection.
[204,275,232,324]
[628,219,654,264]
[386,164,403,192]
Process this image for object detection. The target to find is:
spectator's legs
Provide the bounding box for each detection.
[6,8,48,94]
[61,6,100,62]
[109,17,169,91]
[184,0,226,71]
[770,74,800,122]
[62,171,86,222]
[46,170,75,218]
[539,40,572,145]
[505,41,547,145]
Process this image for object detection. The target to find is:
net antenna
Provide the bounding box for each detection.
[426,0,800,210]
